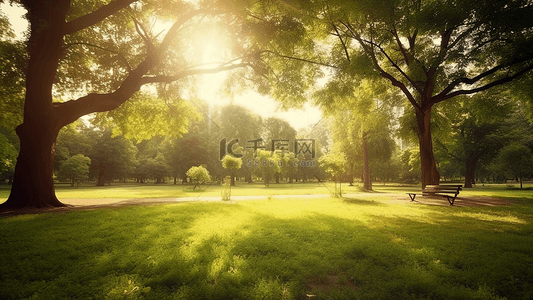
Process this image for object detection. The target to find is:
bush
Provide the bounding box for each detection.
[186,165,211,189]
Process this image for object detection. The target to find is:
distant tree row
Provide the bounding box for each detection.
[2,91,532,188]
[322,82,533,189]
[32,102,330,187]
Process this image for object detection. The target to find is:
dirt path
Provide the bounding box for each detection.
[1,193,510,217]
[58,193,512,209]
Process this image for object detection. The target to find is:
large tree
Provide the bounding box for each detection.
[318,78,399,190]
[435,90,514,187]
[253,0,533,188]
[0,0,267,209]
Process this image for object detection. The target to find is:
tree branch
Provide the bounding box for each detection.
[259,50,339,69]
[56,6,227,129]
[392,23,410,65]
[434,63,533,104]
[65,0,137,34]
[64,42,132,71]
[140,62,249,84]
[435,54,533,102]
[331,23,350,62]
[361,37,424,96]
[339,21,422,114]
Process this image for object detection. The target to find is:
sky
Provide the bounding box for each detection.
[0,3,323,132]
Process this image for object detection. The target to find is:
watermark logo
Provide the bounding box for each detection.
[220,137,317,166]
[294,139,315,158]
[219,138,244,160]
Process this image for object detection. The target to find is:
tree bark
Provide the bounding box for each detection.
[464,158,476,188]
[0,0,70,209]
[1,123,64,209]
[416,108,440,189]
[96,167,106,186]
[362,132,372,191]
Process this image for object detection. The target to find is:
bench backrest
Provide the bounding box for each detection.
[424,185,462,194]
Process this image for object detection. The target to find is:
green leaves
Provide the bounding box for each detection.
[57,154,91,184]
[186,165,211,186]
[92,92,199,141]
[0,132,17,175]
[222,154,243,171]
[318,151,347,179]
[0,38,26,129]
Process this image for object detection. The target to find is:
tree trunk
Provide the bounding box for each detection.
[362,132,372,191]
[0,0,72,209]
[230,172,235,186]
[348,162,354,186]
[464,158,476,188]
[416,108,440,189]
[97,167,106,186]
[1,124,65,209]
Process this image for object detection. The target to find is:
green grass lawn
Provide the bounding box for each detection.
[2,181,532,202]
[1,192,533,299]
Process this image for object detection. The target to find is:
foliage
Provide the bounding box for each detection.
[399,148,421,183]
[88,130,138,183]
[186,165,211,189]
[258,0,533,187]
[91,92,199,141]
[256,149,281,187]
[222,154,243,186]
[262,117,297,150]
[134,155,169,184]
[323,79,399,187]
[221,154,243,171]
[318,150,347,196]
[3,0,292,208]
[164,110,211,183]
[0,23,26,130]
[57,154,91,186]
[434,90,515,186]
[494,143,533,188]
[55,122,92,171]
[318,151,347,181]
[0,10,25,151]
[0,132,17,179]
[280,152,298,183]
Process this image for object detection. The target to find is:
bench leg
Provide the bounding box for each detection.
[446,196,456,206]
[408,193,416,201]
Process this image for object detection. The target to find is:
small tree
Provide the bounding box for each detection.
[221,155,242,186]
[257,149,282,187]
[319,151,347,196]
[57,154,91,187]
[282,152,298,183]
[186,166,211,190]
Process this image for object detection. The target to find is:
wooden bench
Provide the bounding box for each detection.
[408,185,463,206]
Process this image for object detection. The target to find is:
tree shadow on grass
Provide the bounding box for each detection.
[1,201,533,300]
[341,197,388,206]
